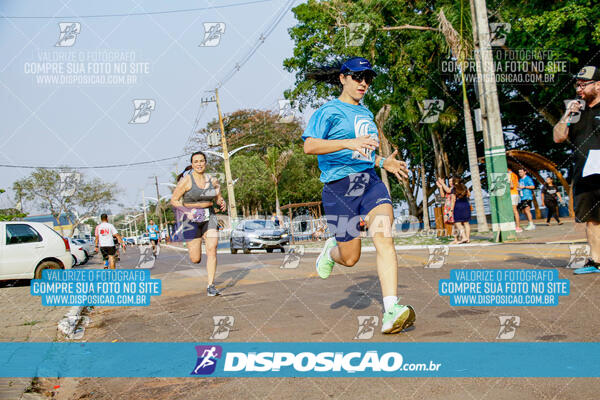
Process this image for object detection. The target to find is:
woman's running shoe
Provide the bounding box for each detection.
[207,284,221,296]
[381,304,416,334]
[316,237,337,279]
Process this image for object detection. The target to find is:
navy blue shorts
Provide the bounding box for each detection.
[322,168,392,242]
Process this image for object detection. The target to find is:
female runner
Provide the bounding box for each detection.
[171,151,226,296]
[303,57,415,334]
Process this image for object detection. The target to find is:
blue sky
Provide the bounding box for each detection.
[0,0,303,213]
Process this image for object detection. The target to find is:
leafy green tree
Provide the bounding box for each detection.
[188,108,323,215]
[0,189,27,221]
[487,0,600,180]
[279,147,324,206]
[189,109,303,154]
[13,168,119,236]
[263,147,294,216]
[283,0,466,219]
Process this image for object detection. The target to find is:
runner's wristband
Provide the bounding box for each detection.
[379,157,386,168]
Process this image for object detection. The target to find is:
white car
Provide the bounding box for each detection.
[68,238,88,266]
[73,238,94,255]
[0,221,73,280]
[137,234,150,245]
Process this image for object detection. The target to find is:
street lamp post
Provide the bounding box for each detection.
[142,190,148,228]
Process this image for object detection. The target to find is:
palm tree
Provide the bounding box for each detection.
[263,147,293,217]
[439,6,489,232]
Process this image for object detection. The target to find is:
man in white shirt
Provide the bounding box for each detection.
[94,213,125,269]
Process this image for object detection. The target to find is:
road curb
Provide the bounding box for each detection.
[164,242,500,254]
[57,306,90,340]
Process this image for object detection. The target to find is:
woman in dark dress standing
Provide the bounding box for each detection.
[451,177,472,244]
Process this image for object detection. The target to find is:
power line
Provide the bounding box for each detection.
[216,0,295,89]
[0,154,187,170]
[1,0,272,19]
[184,0,295,151]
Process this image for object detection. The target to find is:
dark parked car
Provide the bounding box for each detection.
[230,219,289,254]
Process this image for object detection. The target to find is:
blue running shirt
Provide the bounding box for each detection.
[519,175,535,200]
[147,224,159,240]
[302,99,379,183]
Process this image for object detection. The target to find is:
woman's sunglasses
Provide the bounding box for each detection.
[344,71,375,85]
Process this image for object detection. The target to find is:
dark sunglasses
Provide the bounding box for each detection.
[574,80,596,90]
[344,71,374,85]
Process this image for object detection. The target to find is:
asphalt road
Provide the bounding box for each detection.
[6,242,600,399]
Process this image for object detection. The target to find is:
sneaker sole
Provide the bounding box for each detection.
[383,305,416,334]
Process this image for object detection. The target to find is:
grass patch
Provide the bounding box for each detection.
[22,320,40,326]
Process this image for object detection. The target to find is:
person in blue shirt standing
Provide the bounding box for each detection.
[303,57,415,334]
[146,219,160,256]
[517,169,536,230]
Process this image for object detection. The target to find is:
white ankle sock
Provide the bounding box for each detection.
[327,247,335,261]
[383,296,398,313]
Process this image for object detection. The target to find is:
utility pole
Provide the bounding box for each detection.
[202,89,238,219]
[154,176,164,232]
[142,190,148,229]
[470,0,516,242]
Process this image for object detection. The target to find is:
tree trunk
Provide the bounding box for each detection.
[462,91,489,232]
[430,130,445,178]
[375,104,393,195]
[275,184,281,218]
[420,161,430,230]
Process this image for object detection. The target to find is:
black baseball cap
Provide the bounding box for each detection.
[574,66,600,81]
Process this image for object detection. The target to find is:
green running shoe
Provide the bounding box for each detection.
[381,304,416,334]
[316,237,337,279]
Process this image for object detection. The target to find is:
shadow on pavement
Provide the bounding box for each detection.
[330,275,381,310]
[0,279,30,288]
[217,268,251,289]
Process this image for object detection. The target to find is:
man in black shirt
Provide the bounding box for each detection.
[554,65,600,273]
